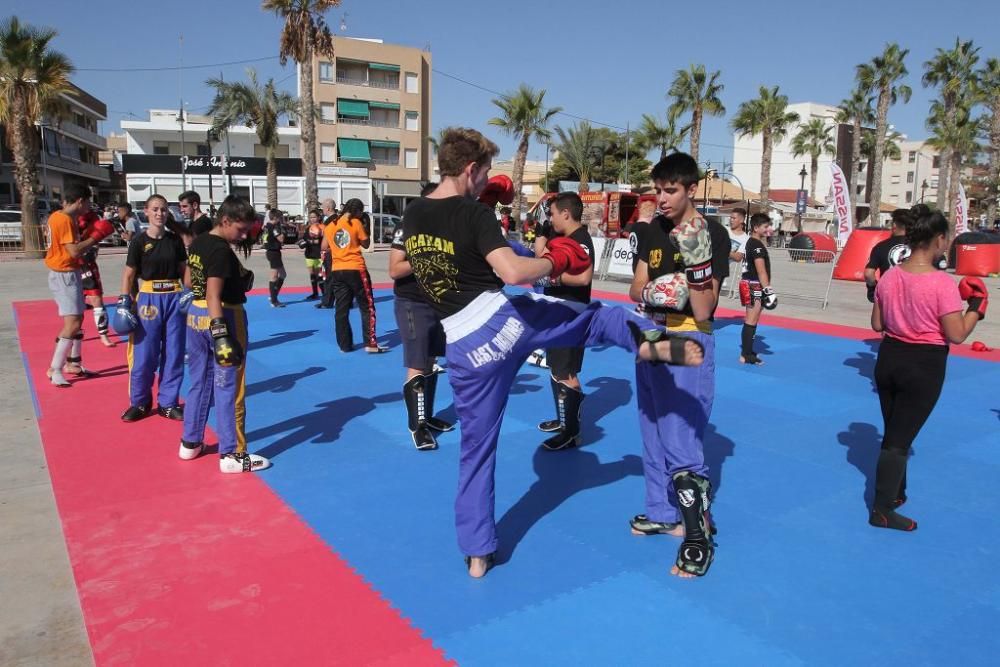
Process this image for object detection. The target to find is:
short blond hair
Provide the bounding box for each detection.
[437,127,499,177]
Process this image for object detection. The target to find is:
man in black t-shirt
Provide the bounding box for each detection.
[738,213,777,365]
[180,195,270,474]
[401,128,704,579]
[180,190,214,238]
[864,209,912,302]
[535,192,595,451]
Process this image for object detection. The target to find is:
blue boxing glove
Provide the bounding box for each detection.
[178,288,194,315]
[112,294,138,335]
[508,240,535,258]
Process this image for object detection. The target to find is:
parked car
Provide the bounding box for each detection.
[371,213,402,244]
[0,210,22,245]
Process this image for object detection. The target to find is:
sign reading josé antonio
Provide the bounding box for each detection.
[121,154,302,177]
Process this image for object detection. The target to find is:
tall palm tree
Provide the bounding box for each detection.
[730,85,800,210]
[791,117,835,201]
[978,57,1000,221]
[0,16,72,256]
[635,109,690,161]
[552,122,605,192]
[922,38,979,213]
[835,85,874,203]
[861,127,902,162]
[667,64,725,163]
[926,101,980,234]
[858,43,912,223]
[262,0,339,211]
[489,84,560,222]
[206,69,298,210]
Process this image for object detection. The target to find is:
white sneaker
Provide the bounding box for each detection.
[178,440,204,460]
[219,452,271,473]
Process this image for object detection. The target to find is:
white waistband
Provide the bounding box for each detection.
[441,291,508,342]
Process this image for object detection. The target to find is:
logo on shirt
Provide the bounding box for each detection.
[649,248,662,269]
[888,243,911,266]
[392,227,404,245]
[334,228,351,249]
[404,234,458,302]
[144,242,154,253]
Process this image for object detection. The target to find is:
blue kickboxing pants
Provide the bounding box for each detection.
[635,329,715,524]
[182,301,249,455]
[127,281,186,409]
[442,290,661,557]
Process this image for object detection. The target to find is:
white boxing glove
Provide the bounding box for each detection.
[640,272,689,310]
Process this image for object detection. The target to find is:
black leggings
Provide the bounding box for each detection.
[872,336,948,509]
[329,268,377,351]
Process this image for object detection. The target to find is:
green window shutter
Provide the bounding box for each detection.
[369,62,400,72]
[337,138,371,162]
[368,102,400,110]
[369,140,400,149]
[337,99,370,118]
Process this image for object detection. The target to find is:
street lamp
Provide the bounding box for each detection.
[920,179,928,203]
[797,165,807,231]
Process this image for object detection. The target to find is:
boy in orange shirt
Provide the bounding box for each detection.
[44,185,114,386]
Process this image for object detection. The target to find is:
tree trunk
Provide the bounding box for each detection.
[988,99,1000,222]
[11,109,43,257]
[936,147,951,213]
[300,42,319,211]
[948,150,962,237]
[850,118,862,208]
[868,85,892,225]
[266,146,278,210]
[810,155,819,202]
[760,130,772,207]
[689,105,702,163]
[511,134,529,223]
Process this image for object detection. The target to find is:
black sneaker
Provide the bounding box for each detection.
[538,418,561,433]
[542,430,579,451]
[410,425,438,451]
[121,404,151,422]
[158,405,185,421]
[630,514,681,535]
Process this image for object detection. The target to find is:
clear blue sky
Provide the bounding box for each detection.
[7,0,999,170]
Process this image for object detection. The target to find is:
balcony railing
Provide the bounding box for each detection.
[336,116,399,128]
[52,121,107,149]
[335,75,399,90]
[372,158,399,166]
[42,153,109,181]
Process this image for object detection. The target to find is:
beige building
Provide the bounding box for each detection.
[490,159,548,210]
[880,140,942,209]
[308,36,431,213]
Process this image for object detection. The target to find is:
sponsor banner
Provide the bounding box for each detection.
[954,182,969,235]
[829,162,853,246]
[606,238,635,278]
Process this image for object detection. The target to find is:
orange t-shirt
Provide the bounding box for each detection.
[44,211,81,271]
[323,214,368,271]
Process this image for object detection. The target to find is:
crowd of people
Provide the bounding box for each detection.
[41,126,989,580]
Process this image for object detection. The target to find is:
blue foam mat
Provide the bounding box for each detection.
[191,289,999,665]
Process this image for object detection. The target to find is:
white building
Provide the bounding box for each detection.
[120,110,372,216]
[881,140,942,208]
[732,101,840,204]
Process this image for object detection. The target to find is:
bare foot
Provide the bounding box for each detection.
[100,334,117,348]
[467,556,492,579]
[638,337,704,366]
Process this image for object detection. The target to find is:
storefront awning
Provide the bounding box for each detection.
[369,62,400,72]
[337,99,369,118]
[368,101,400,110]
[337,138,371,162]
[369,140,400,149]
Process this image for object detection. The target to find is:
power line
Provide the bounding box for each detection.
[77,56,281,73]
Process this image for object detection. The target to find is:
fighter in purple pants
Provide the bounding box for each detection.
[400,128,703,578]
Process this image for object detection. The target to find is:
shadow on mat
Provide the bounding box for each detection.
[246,366,325,396]
[511,373,544,395]
[843,338,881,388]
[837,421,882,507]
[374,294,394,304]
[704,424,736,499]
[248,329,318,352]
[579,376,633,443]
[495,450,643,562]
[248,392,399,459]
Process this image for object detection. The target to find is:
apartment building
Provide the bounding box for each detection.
[880,140,942,209]
[310,36,431,216]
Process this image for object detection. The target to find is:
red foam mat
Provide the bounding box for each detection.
[13,300,449,666]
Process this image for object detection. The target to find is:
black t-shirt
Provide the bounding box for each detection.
[303,224,323,259]
[626,220,650,273]
[866,235,910,276]
[400,196,507,317]
[636,215,730,318]
[125,231,187,281]
[545,226,594,304]
[190,214,214,237]
[742,237,771,281]
[391,220,425,302]
[261,222,283,252]
[187,233,248,304]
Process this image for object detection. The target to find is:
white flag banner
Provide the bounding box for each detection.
[829,162,853,245]
[954,182,969,235]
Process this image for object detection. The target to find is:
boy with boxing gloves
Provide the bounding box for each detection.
[400,128,704,578]
[178,195,270,473]
[738,213,777,365]
[44,185,114,387]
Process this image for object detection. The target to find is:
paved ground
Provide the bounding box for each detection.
[1,245,996,665]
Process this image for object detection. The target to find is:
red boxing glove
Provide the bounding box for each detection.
[543,236,591,278]
[78,210,101,232]
[478,175,515,207]
[87,218,115,242]
[958,276,988,320]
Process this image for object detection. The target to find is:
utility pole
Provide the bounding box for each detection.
[179,35,187,191]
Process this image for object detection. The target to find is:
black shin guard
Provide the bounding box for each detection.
[870,449,917,530]
[538,376,563,432]
[310,275,319,296]
[542,380,583,450]
[741,324,757,356]
[268,281,277,302]
[673,471,714,576]
[403,374,437,450]
[424,371,453,432]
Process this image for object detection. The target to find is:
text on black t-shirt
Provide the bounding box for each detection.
[186,233,248,304]
[125,231,187,281]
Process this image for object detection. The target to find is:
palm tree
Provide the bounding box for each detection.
[0,16,72,256]
[262,0,339,211]
[835,85,874,203]
[922,38,979,213]
[489,84,561,222]
[791,117,835,201]
[667,64,725,163]
[978,58,1000,221]
[861,127,902,162]
[551,122,605,192]
[730,85,800,210]
[858,43,912,223]
[635,109,690,161]
[206,68,298,210]
[926,101,980,235]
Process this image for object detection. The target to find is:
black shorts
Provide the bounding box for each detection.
[265,250,284,270]
[394,295,446,370]
[546,346,585,378]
